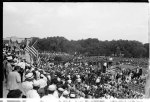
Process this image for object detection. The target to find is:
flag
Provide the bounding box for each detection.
[25,39,38,58]
[25,45,38,58]
[24,39,41,66]
[25,45,31,53]
[30,46,38,57]
[31,40,39,57]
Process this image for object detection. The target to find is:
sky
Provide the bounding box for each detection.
[3,2,149,43]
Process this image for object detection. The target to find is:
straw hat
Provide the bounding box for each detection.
[63,90,69,96]
[7,56,13,60]
[25,73,34,79]
[33,80,40,87]
[48,85,56,91]
[58,88,64,92]
[70,93,76,98]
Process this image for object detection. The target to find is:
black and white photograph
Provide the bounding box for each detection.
[2,1,150,100]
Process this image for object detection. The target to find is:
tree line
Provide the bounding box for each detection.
[26,37,149,58]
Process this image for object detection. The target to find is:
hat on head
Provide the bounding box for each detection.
[70,93,76,98]
[57,77,61,82]
[77,78,81,83]
[68,80,72,84]
[109,58,113,61]
[33,80,40,87]
[96,78,100,83]
[47,75,51,80]
[77,75,80,78]
[30,67,34,71]
[25,73,34,79]
[67,75,71,78]
[63,90,69,96]
[58,88,64,92]
[7,56,13,60]
[7,53,11,55]
[48,85,56,91]
[3,51,6,54]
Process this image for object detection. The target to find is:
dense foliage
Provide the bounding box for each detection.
[28,37,149,58]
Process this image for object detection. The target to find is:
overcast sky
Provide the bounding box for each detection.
[3,2,149,43]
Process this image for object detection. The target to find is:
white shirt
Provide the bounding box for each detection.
[53,90,59,98]
[39,79,47,88]
[7,71,21,90]
[60,96,67,99]
[22,81,33,95]
[33,80,40,87]
[26,89,40,98]
[42,94,58,102]
[18,62,26,69]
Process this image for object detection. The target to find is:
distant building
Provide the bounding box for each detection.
[3,36,25,44]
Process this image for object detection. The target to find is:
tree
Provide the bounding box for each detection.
[27,36,148,58]
[144,43,149,58]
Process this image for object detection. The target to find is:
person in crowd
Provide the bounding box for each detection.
[3,44,147,99]
[37,73,48,97]
[5,56,14,83]
[7,89,24,98]
[22,72,35,96]
[69,93,76,99]
[60,90,69,99]
[6,66,21,91]
[26,85,40,98]
[57,87,64,98]
[3,55,8,83]
[42,84,57,99]
[18,59,26,82]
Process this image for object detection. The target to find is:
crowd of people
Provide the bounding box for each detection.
[3,44,147,100]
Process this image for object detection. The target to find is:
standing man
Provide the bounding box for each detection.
[42,84,58,100]
[7,66,21,91]
[102,62,107,73]
[3,55,8,83]
[5,56,14,83]
[18,59,26,82]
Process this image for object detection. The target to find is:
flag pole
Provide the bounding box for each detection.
[26,38,32,65]
[32,39,39,64]
[32,40,38,47]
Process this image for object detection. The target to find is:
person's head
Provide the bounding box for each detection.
[58,87,64,94]
[25,72,34,81]
[14,66,21,72]
[7,56,13,62]
[62,90,69,98]
[47,84,56,94]
[70,93,76,99]
[7,89,23,98]
[33,80,40,90]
